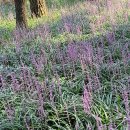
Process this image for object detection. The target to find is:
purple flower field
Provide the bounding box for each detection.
[0,0,130,129]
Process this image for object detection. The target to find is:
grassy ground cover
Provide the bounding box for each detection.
[0,0,130,129]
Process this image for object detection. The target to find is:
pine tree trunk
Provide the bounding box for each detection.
[29,0,47,18]
[14,0,27,28]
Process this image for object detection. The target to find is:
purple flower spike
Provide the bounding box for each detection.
[10,73,20,92]
[82,86,92,114]
[106,32,115,45]
[67,44,78,62]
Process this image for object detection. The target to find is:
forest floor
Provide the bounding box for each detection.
[0,0,130,129]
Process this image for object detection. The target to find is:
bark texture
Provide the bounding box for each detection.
[29,0,47,18]
[14,0,27,28]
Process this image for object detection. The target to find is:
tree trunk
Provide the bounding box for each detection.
[14,0,27,28]
[29,0,47,18]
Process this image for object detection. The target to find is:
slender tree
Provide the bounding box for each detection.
[14,0,27,28]
[29,0,47,18]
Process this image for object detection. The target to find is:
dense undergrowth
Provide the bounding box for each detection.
[0,0,130,129]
